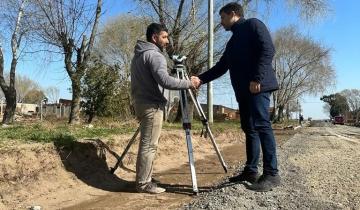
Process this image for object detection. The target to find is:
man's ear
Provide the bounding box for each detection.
[231,11,236,18]
[151,34,157,43]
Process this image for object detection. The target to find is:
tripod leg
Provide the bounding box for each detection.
[204,125,228,173]
[183,74,228,173]
[110,126,140,174]
[184,124,199,194]
[194,98,228,173]
[176,67,199,194]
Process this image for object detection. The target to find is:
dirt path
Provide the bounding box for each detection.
[0,127,294,210]
[63,130,293,210]
[0,128,244,210]
[187,125,360,210]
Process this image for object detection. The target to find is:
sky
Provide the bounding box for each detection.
[4,0,360,120]
[207,0,360,119]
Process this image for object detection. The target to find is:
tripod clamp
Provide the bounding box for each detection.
[200,119,209,138]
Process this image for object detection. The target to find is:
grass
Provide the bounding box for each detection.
[0,119,241,147]
[163,119,240,133]
[0,121,137,145]
[0,117,299,145]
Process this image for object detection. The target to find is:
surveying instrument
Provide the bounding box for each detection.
[108,55,228,194]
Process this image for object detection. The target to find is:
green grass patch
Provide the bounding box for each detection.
[0,119,240,147]
[0,121,138,146]
[163,120,240,133]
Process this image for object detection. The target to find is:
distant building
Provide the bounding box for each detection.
[59,99,72,106]
[0,98,72,119]
[16,103,38,114]
[44,98,72,118]
[200,104,240,121]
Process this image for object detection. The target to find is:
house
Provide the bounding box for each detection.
[43,99,72,118]
[200,104,240,121]
[0,98,72,119]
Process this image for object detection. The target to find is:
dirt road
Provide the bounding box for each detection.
[62,130,293,210]
[0,128,247,210]
[0,125,294,210]
[2,122,359,209]
[188,124,360,210]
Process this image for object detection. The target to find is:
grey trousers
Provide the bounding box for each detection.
[134,103,164,187]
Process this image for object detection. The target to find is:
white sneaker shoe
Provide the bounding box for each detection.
[136,182,166,194]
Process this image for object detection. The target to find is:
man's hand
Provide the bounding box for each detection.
[249,81,261,94]
[190,76,201,89]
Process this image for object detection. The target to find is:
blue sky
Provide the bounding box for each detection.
[211,0,360,119]
[5,0,360,119]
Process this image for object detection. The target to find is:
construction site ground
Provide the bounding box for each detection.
[1,122,359,209]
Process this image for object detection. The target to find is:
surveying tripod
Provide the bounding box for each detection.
[108,55,228,194]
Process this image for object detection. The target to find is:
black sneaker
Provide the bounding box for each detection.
[229,171,259,184]
[248,174,281,192]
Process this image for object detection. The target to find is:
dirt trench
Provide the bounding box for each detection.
[0,127,294,210]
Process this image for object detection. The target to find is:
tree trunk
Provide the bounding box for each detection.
[0,1,25,125]
[2,88,17,124]
[87,112,95,124]
[0,52,18,125]
[286,103,290,120]
[275,105,284,123]
[68,78,81,124]
[271,92,277,121]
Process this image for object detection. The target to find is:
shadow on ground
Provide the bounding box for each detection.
[54,138,134,193]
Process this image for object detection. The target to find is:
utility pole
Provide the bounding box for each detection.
[40,101,43,121]
[297,99,300,120]
[207,0,214,123]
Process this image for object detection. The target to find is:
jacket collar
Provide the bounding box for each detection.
[230,18,246,32]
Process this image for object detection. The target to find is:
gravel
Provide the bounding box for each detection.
[184,126,360,210]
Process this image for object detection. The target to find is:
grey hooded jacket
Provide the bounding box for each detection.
[131,40,191,106]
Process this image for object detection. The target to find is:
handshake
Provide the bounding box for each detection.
[190,76,202,89]
[189,76,262,94]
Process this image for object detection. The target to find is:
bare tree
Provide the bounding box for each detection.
[340,89,360,122]
[137,0,231,121]
[95,15,149,118]
[0,73,40,103]
[0,0,29,124]
[32,0,102,124]
[17,74,41,102]
[272,26,335,122]
[138,0,331,120]
[23,88,45,104]
[97,15,148,71]
[45,86,59,104]
[138,0,227,75]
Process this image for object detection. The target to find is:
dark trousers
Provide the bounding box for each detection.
[238,91,278,175]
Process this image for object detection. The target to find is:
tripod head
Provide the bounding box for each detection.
[171,55,187,65]
[171,55,187,74]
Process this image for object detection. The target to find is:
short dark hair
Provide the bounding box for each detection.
[219,2,244,18]
[146,23,168,42]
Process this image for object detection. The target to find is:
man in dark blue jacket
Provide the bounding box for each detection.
[196,2,280,192]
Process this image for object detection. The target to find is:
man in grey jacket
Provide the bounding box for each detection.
[131,23,200,194]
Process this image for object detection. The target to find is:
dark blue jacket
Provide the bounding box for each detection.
[198,18,278,101]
